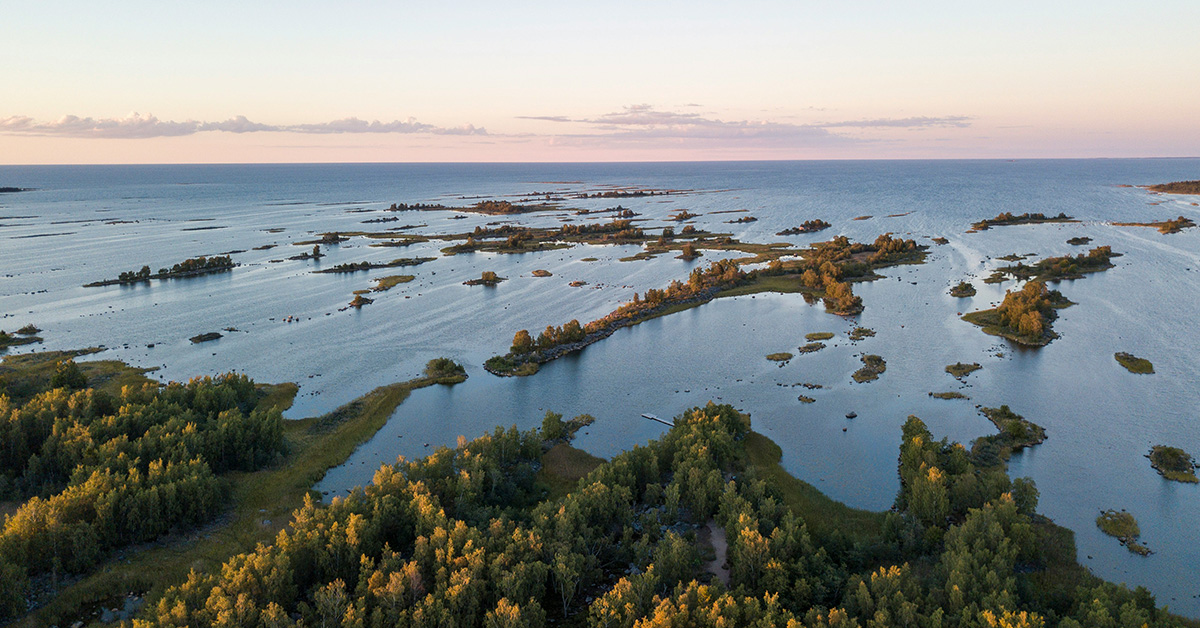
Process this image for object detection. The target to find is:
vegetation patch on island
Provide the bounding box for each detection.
[776,219,831,235]
[370,274,414,292]
[949,281,976,297]
[313,257,436,273]
[463,271,506,286]
[852,354,886,383]
[969,211,1077,231]
[1114,352,1154,374]
[84,255,235,287]
[0,327,42,350]
[930,391,969,400]
[962,280,1073,346]
[1148,445,1197,483]
[986,246,1119,284]
[1096,510,1152,556]
[848,326,875,341]
[766,352,793,362]
[796,342,825,354]
[805,332,834,341]
[946,362,982,378]
[979,405,1046,452]
[1112,216,1196,234]
[1146,179,1200,195]
[1067,236,1092,246]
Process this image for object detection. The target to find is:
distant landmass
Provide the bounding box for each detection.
[0,187,30,193]
[1148,179,1200,194]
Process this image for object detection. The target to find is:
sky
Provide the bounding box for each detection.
[2,0,1198,164]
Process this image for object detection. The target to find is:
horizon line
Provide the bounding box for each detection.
[2,155,1199,168]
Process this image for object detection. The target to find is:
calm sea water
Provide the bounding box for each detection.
[2,160,1199,614]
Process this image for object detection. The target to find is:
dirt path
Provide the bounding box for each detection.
[701,520,730,586]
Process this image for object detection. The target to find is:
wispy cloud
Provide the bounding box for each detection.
[0,113,488,139]
[515,105,971,146]
[816,115,972,129]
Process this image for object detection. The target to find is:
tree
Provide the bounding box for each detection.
[50,359,86,390]
[542,411,565,441]
[512,330,534,354]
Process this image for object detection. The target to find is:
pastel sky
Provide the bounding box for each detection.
[3,0,1198,164]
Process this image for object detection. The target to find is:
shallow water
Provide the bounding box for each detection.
[3,160,1200,613]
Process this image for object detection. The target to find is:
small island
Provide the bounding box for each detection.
[805,331,834,341]
[1096,510,1151,556]
[369,274,414,292]
[980,405,1045,450]
[726,215,757,224]
[987,246,1119,284]
[766,352,793,362]
[1067,236,1092,246]
[462,271,506,286]
[1114,352,1154,374]
[970,211,1077,231]
[848,326,875,340]
[84,255,236,287]
[0,187,29,193]
[1112,216,1196,234]
[314,257,435,274]
[852,354,886,383]
[189,332,223,343]
[347,294,374,308]
[930,391,968,400]
[1148,445,1197,483]
[0,327,42,350]
[796,342,825,354]
[946,362,982,379]
[962,280,1072,346]
[949,281,976,297]
[1146,179,1200,195]
[776,219,831,235]
[531,269,552,277]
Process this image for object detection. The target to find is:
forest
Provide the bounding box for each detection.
[102,401,1190,628]
[0,356,287,621]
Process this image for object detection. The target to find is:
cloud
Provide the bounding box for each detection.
[0,113,488,139]
[816,115,972,129]
[514,106,971,147]
[515,115,573,123]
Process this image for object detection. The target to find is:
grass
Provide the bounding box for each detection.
[1148,445,1197,483]
[945,362,982,379]
[805,332,834,341]
[742,432,884,544]
[852,354,886,383]
[0,349,148,403]
[1114,352,1154,374]
[537,443,605,501]
[716,274,806,298]
[372,274,415,292]
[766,352,793,362]
[19,366,466,628]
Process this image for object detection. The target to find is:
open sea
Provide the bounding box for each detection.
[2,159,1199,614]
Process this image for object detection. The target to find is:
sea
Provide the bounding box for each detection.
[2,159,1199,614]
